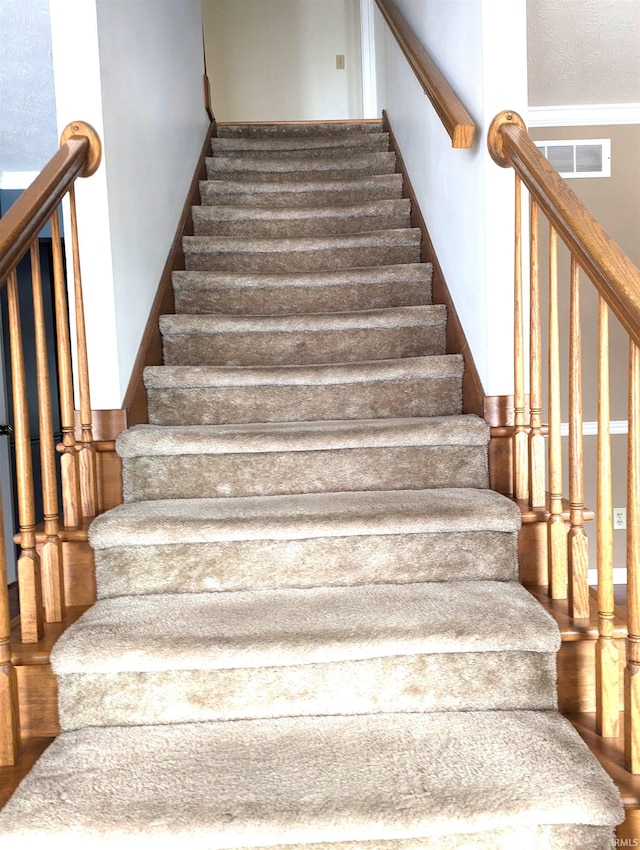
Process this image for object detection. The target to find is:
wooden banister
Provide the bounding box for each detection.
[0,121,101,765]
[375,0,475,149]
[488,111,640,347]
[0,122,101,285]
[488,108,640,775]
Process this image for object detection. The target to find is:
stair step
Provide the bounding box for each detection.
[217,120,383,138]
[160,305,446,366]
[144,355,463,426]
[119,415,489,501]
[0,712,621,847]
[52,581,560,730]
[172,263,433,315]
[90,488,520,599]
[184,229,421,273]
[205,151,397,183]
[200,173,404,207]
[210,132,391,155]
[192,198,411,238]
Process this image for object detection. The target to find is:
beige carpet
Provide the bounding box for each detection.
[0,119,623,847]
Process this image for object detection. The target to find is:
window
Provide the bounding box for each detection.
[535,139,611,178]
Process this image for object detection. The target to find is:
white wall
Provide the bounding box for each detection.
[203,0,363,121]
[49,0,209,409]
[378,0,528,396]
[96,0,210,403]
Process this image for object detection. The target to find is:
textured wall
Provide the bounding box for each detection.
[0,0,58,174]
[528,0,640,106]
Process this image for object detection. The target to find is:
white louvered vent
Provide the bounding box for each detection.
[535,139,611,178]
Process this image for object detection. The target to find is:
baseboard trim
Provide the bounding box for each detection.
[382,111,485,417]
[122,120,216,425]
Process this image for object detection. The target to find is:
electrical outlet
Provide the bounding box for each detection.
[613,507,627,530]
[336,54,345,70]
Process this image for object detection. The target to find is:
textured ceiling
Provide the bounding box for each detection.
[528,0,640,106]
[0,0,57,174]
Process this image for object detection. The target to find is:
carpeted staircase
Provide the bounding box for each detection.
[0,120,623,847]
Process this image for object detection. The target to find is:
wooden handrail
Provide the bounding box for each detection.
[375,0,475,148]
[488,111,640,348]
[0,122,101,285]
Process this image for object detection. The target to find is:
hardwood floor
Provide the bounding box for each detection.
[0,738,53,809]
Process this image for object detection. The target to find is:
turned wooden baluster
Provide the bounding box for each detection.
[30,241,65,623]
[68,185,98,517]
[6,269,44,643]
[596,296,619,737]
[625,338,640,772]
[567,256,589,618]
[547,225,568,598]
[528,198,545,508]
[513,174,528,501]
[51,208,81,528]
[0,485,20,766]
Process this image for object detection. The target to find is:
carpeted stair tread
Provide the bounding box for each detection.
[117,415,489,457]
[50,583,560,728]
[160,305,442,338]
[145,355,462,389]
[53,582,559,674]
[89,488,520,550]
[210,134,391,157]
[192,198,411,238]
[172,263,433,315]
[119,414,488,500]
[200,174,404,207]
[205,151,397,182]
[145,355,463,425]
[0,713,622,848]
[159,305,445,366]
[211,133,390,153]
[183,229,421,273]
[218,120,383,137]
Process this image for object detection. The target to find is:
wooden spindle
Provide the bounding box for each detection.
[596,296,619,737]
[513,174,529,501]
[68,185,97,517]
[30,241,65,623]
[567,256,589,618]
[51,208,81,529]
[625,338,640,772]
[6,270,44,643]
[548,225,568,599]
[0,484,20,766]
[528,198,545,508]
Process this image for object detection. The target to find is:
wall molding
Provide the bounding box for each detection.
[360,0,377,119]
[560,420,628,437]
[528,103,640,128]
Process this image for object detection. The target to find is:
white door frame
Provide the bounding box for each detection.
[360,0,378,118]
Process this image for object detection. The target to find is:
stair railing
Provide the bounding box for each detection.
[374,0,475,148]
[488,110,640,771]
[0,121,101,765]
